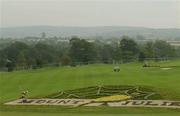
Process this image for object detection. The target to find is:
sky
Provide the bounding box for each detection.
[0,0,180,28]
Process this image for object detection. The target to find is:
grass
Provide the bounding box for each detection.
[0,60,180,115]
[1,111,180,116]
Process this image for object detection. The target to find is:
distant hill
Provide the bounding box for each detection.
[0,26,180,40]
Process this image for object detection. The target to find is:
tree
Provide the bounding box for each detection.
[16,52,26,69]
[34,42,56,66]
[60,55,71,66]
[144,41,154,59]
[138,52,146,62]
[69,37,97,64]
[153,40,175,60]
[112,42,122,63]
[6,59,15,72]
[3,42,29,68]
[100,44,114,63]
[0,50,7,68]
[176,47,180,57]
[120,36,139,62]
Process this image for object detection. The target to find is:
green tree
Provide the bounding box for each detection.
[144,41,154,59]
[120,36,139,62]
[3,42,29,68]
[176,47,180,57]
[34,42,56,67]
[100,44,114,63]
[69,37,97,64]
[6,59,15,72]
[16,52,26,69]
[60,55,71,66]
[138,52,146,62]
[153,40,175,60]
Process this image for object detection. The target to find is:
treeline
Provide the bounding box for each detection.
[0,36,180,71]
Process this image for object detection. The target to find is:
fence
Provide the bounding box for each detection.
[1,57,180,72]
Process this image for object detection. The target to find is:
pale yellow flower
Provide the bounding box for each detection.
[94,95,131,102]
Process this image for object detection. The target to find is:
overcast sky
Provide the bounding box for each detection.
[0,0,180,28]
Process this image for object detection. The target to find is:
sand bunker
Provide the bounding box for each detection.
[161,68,172,70]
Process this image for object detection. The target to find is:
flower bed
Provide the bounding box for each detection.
[45,85,162,100]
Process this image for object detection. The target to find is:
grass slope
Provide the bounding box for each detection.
[0,60,180,115]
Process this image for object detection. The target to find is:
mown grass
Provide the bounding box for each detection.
[0,60,180,115]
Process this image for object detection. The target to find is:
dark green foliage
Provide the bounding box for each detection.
[144,41,154,58]
[120,36,139,62]
[176,47,180,57]
[100,44,114,63]
[153,40,176,59]
[0,36,180,71]
[6,60,15,72]
[142,40,176,61]
[60,55,71,66]
[138,52,146,62]
[69,37,97,64]
[0,41,62,70]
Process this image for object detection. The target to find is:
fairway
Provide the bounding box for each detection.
[0,60,180,115]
